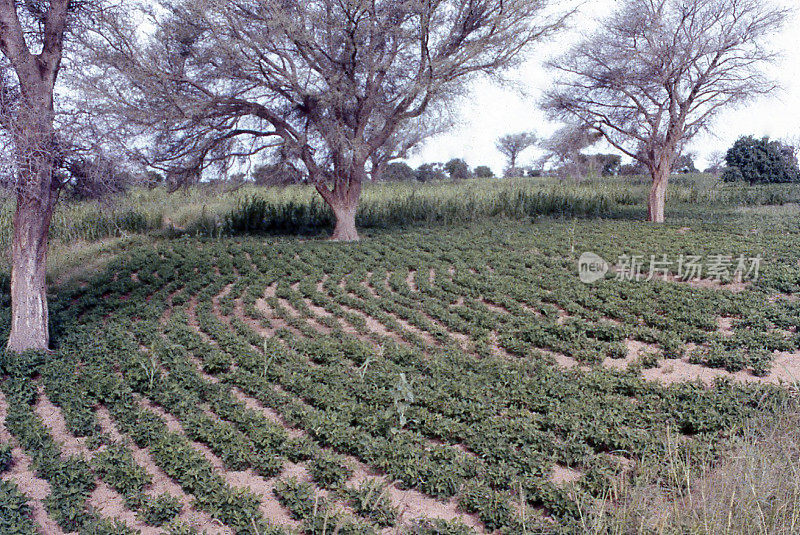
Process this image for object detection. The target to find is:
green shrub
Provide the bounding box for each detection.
[309,452,353,489]
[474,166,495,179]
[283,436,318,463]
[343,479,398,527]
[403,518,476,535]
[724,136,799,184]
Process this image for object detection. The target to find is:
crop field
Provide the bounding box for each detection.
[2,215,800,534]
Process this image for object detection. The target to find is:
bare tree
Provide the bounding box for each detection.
[544,0,790,222]
[79,0,570,241]
[496,132,537,174]
[0,0,75,352]
[538,123,602,177]
[704,150,726,174]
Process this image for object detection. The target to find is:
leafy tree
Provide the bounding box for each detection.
[381,162,416,182]
[415,163,447,183]
[474,166,495,179]
[723,136,799,184]
[444,159,471,180]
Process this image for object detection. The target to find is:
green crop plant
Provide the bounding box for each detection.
[3,211,800,532]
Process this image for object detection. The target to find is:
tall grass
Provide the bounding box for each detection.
[577,408,800,534]
[0,173,798,249]
[219,181,641,235]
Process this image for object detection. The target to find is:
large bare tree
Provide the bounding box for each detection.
[544,0,790,222]
[79,0,570,240]
[0,0,73,352]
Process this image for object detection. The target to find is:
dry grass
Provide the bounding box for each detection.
[44,236,147,288]
[578,408,800,534]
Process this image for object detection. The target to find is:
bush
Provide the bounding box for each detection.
[725,136,799,184]
[444,158,472,180]
[382,162,416,182]
[308,452,353,488]
[404,518,476,535]
[343,480,398,527]
[721,166,744,183]
[415,163,447,182]
[474,166,494,178]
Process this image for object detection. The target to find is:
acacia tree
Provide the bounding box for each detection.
[538,123,602,177]
[0,0,73,352]
[496,132,537,174]
[545,0,789,222]
[81,0,569,241]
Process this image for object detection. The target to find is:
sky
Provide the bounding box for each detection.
[405,1,800,175]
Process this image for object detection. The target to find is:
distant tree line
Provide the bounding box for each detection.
[381,159,494,182]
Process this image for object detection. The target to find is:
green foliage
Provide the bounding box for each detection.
[202,349,232,374]
[0,442,12,473]
[0,480,38,535]
[382,162,417,182]
[141,493,182,526]
[342,479,398,527]
[3,173,800,253]
[78,517,138,535]
[273,478,375,535]
[309,452,353,489]
[92,443,151,505]
[415,163,448,183]
[4,213,800,532]
[445,159,472,180]
[273,477,316,519]
[404,518,476,535]
[459,481,515,531]
[474,166,495,179]
[724,136,799,184]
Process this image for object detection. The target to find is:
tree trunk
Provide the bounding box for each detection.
[318,166,363,242]
[648,166,669,223]
[7,194,55,352]
[0,0,69,353]
[331,201,359,241]
[6,97,58,352]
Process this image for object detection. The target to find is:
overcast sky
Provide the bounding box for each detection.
[405,1,800,175]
